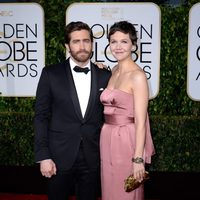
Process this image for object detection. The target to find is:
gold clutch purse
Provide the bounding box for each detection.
[124,171,150,192]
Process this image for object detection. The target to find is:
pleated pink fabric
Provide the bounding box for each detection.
[100,89,155,200]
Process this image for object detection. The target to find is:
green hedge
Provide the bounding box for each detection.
[150,116,200,172]
[0,112,34,166]
[0,113,200,172]
[0,0,200,171]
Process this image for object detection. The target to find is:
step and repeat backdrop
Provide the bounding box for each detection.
[0,2,199,101]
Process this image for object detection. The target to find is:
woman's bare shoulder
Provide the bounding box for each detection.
[128,67,147,86]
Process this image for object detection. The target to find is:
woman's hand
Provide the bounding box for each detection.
[133,162,145,182]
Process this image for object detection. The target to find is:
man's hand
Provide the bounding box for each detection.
[94,62,110,71]
[40,159,57,178]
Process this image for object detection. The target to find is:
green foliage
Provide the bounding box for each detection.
[38,0,67,64]
[149,116,200,172]
[0,112,34,166]
[0,97,35,112]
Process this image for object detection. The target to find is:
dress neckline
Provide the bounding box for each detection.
[105,88,132,96]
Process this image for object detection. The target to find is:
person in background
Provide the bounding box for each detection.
[34,21,111,200]
[100,21,155,200]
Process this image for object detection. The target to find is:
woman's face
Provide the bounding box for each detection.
[109,31,133,61]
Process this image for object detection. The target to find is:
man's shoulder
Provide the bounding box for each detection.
[43,60,69,72]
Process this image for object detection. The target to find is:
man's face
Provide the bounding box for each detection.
[66,30,93,64]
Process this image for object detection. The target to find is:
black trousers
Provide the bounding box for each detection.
[47,144,100,200]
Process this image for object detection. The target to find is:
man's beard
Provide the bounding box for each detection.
[70,50,92,63]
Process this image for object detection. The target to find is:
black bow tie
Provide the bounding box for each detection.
[73,66,90,74]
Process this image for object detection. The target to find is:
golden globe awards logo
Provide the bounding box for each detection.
[66,3,161,99]
[0,23,38,78]
[0,3,44,97]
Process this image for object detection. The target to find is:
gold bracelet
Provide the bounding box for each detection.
[132,157,144,163]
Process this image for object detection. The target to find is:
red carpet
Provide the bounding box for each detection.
[0,194,104,200]
[0,194,84,200]
[0,194,156,200]
[0,194,48,200]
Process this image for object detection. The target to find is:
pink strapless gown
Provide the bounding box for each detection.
[100,89,155,200]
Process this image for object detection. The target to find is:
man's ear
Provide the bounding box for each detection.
[65,44,70,52]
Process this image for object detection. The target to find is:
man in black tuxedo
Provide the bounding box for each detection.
[34,21,111,200]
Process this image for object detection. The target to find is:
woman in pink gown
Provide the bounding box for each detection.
[100,21,155,200]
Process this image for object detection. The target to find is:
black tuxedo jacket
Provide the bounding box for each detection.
[34,58,111,171]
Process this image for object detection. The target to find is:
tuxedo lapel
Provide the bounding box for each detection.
[83,63,98,122]
[64,59,83,120]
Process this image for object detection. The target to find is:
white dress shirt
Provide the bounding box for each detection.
[70,58,91,118]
